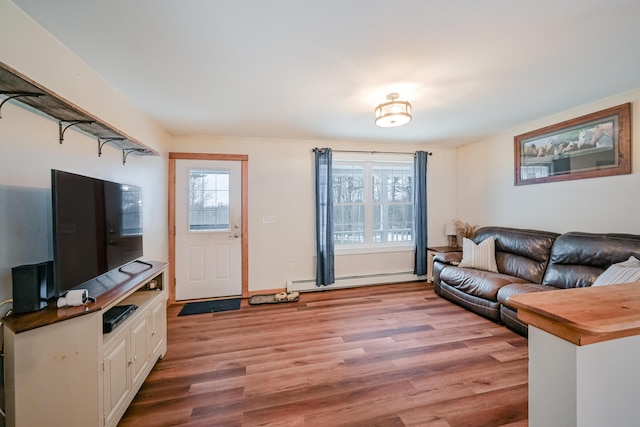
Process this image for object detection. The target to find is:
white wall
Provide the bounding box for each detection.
[456,88,640,234]
[0,0,170,309]
[171,136,457,292]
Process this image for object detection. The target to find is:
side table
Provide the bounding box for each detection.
[426,246,461,282]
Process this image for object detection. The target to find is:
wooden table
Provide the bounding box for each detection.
[509,283,640,427]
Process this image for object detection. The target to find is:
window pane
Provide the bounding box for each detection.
[372,164,414,242]
[373,165,413,203]
[333,164,364,203]
[334,205,364,244]
[332,163,364,244]
[188,169,230,231]
[373,204,413,242]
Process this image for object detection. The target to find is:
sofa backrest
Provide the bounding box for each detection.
[542,232,640,289]
[473,226,559,284]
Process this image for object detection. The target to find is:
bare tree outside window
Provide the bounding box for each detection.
[332,164,364,244]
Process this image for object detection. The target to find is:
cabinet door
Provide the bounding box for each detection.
[150,299,166,358]
[130,315,150,387]
[103,336,131,426]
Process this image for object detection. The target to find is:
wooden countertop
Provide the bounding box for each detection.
[509,282,640,346]
[4,260,167,334]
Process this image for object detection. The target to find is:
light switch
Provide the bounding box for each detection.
[262,215,277,224]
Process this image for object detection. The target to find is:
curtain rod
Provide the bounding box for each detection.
[314,148,432,156]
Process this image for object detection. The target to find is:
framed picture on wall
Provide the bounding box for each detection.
[514,103,631,186]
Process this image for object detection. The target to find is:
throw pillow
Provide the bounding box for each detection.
[592,256,640,286]
[458,237,498,273]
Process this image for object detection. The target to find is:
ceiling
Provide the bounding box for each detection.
[11,0,640,146]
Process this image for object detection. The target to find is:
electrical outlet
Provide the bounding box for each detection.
[288,262,295,271]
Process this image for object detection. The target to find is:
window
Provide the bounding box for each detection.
[188,169,230,231]
[333,159,413,247]
[333,163,364,244]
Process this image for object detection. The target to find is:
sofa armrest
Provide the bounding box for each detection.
[434,251,462,265]
[432,252,462,295]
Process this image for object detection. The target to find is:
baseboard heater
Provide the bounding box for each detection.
[288,271,417,292]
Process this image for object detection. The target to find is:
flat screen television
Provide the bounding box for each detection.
[51,169,143,296]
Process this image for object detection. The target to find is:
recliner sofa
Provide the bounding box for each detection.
[433,226,640,336]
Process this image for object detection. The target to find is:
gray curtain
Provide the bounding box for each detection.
[413,151,429,276]
[314,148,335,286]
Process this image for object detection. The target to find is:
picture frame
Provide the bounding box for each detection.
[514,103,631,185]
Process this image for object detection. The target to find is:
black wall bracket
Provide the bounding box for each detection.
[0,92,43,118]
[59,120,95,144]
[98,137,125,157]
[122,148,147,165]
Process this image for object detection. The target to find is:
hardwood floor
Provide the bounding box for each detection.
[119,282,528,426]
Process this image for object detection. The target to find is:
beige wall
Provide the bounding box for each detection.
[0,0,170,306]
[171,136,457,291]
[456,89,640,234]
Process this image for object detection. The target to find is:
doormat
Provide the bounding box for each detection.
[248,292,299,305]
[178,298,241,316]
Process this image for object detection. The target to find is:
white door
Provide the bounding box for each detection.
[175,159,242,300]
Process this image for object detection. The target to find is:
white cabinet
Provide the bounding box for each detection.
[101,286,167,427]
[4,261,168,427]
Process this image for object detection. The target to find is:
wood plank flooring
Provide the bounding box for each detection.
[119,282,528,426]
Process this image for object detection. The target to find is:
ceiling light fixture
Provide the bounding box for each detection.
[375,93,412,128]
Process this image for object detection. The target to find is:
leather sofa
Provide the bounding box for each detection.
[433,226,640,336]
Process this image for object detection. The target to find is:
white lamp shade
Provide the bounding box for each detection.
[445,224,457,236]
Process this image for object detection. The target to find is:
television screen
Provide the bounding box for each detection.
[51,170,143,296]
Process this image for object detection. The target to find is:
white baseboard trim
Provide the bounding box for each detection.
[287,271,424,292]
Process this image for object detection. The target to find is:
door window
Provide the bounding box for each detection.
[188,169,230,232]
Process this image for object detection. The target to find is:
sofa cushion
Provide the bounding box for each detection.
[592,256,640,286]
[497,282,557,309]
[473,226,559,284]
[440,266,528,302]
[459,237,498,272]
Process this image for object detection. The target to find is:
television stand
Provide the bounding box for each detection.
[3,261,168,427]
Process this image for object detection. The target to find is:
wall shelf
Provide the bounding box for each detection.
[0,61,158,162]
